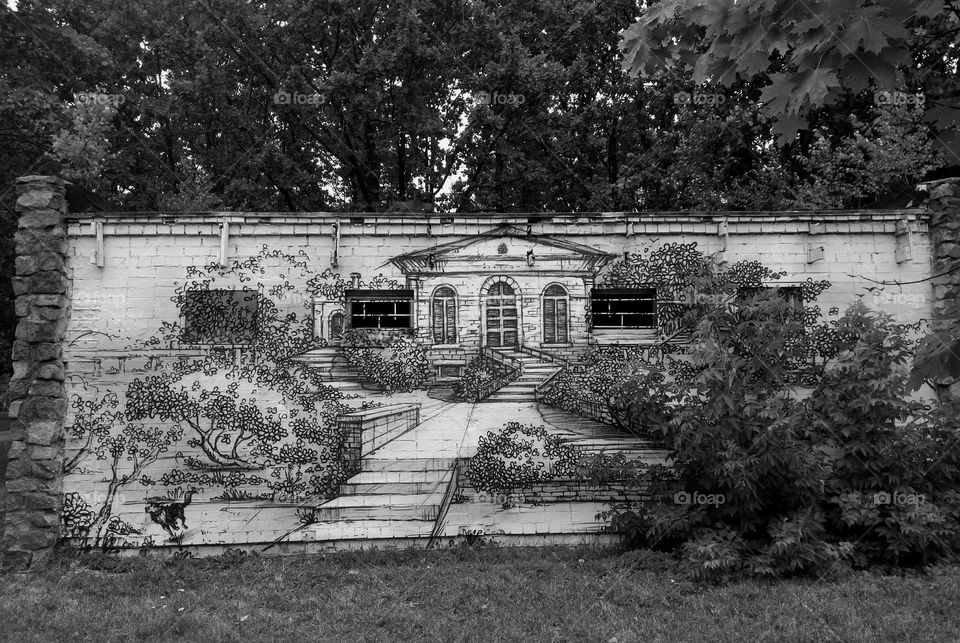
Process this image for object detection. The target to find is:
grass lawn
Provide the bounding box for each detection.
[1,546,959,642]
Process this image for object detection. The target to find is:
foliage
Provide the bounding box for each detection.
[620,0,949,145]
[604,301,960,579]
[908,318,960,396]
[340,332,431,393]
[47,97,118,188]
[467,423,579,493]
[453,357,515,402]
[791,106,944,209]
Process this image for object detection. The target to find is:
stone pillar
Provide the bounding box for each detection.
[1,175,70,565]
[923,178,960,399]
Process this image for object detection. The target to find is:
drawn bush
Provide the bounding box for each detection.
[467,423,579,493]
[453,357,515,401]
[61,492,95,538]
[340,331,431,393]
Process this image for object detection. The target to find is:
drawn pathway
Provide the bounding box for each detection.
[303,392,670,543]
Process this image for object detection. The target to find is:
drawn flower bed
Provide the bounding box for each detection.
[340,330,431,392]
[466,422,579,493]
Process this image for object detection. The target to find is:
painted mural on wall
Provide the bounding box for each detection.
[59,229,922,552]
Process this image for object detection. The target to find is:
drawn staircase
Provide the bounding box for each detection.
[483,348,563,402]
[290,346,366,393]
[307,457,457,540]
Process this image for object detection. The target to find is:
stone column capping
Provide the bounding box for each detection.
[2,175,71,566]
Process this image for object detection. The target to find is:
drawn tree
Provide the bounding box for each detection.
[65,395,182,547]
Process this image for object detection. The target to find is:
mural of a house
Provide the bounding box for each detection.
[6,174,952,558]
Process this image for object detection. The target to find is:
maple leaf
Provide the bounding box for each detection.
[736,50,773,76]
[758,73,794,114]
[789,67,842,111]
[837,9,909,54]
[770,114,808,144]
[838,49,905,92]
[908,324,960,391]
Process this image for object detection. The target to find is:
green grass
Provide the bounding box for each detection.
[2,546,959,642]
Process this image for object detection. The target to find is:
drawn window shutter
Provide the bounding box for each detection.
[444,297,456,343]
[432,296,444,343]
[557,298,568,342]
[544,297,557,343]
[432,287,457,344]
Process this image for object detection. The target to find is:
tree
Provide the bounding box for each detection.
[620,0,953,147]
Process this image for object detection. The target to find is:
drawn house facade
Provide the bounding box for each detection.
[316,225,702,379]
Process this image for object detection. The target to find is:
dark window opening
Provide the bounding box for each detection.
[346,289,414,329]
[182,289,258,345]
[591,288,657,328]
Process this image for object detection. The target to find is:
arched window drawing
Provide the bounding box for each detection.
[542,284,569,344]
[431,286,457,344]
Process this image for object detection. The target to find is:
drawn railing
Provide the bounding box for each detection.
[517,344,570,368]
[534,367,564,401]
[536,361,615,425]
[468,347,523,401]
[428,459,462,547]
[481,346,524,376]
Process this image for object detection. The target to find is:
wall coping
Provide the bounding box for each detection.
[64,208,927,225]
[338,403,421,421]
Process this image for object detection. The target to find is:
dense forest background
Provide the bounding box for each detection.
[0,0,956,388]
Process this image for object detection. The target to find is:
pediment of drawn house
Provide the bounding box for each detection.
[388,225,614,275]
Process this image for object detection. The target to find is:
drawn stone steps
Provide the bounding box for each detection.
[345,469,449,484]
[361,457,456,472]
[312,491,447,522]
[309,519,433,540]
[338,480,450,495]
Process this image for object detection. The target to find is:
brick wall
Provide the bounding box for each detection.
[464,479,651,505]
[337,403,421,465]
[4,189,942,557]
[63,211,933,359]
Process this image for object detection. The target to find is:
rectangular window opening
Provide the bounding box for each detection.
[591,288,657,329]
[346,289,414,329]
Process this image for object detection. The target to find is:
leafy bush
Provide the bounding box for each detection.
[604,301,960,579]
[543,345,682,435]
[340,332,431,393]
[453,357,515,402]
[467,423,579,493]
